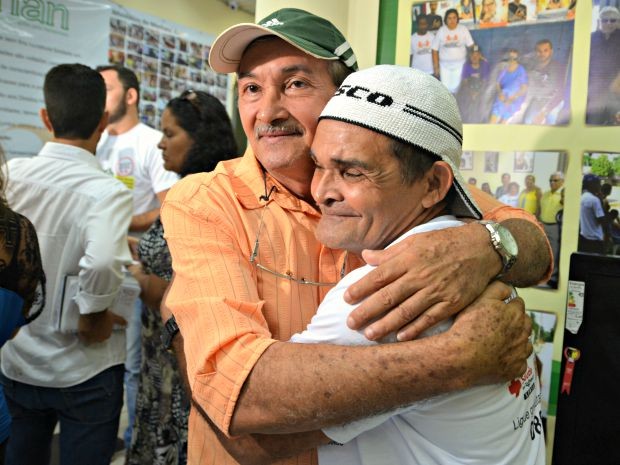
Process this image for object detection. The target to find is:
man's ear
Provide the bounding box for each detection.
[39,108,54,133]
[421,161,453,209]
[125,87,138,106]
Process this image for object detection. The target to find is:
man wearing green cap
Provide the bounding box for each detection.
[161,8,551,464]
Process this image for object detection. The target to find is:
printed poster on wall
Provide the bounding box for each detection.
[585,1,620,126]
[409,0,575,125]
[0,0,110,159]
[578,151,620,255]
[108,3,229,129]
[459,150,567,288]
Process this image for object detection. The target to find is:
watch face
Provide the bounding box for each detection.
[498,225,519,256]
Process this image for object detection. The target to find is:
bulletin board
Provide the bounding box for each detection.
[107,3,229,129]
[0,0,229,159]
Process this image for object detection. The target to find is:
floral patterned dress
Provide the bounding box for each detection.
[126,217,189,465]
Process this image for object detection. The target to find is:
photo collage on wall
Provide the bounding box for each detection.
[586,0,620,126]
[460,150,567,288]
[109,16,228,129]
[410,0,575,125]
[578,152,620,255]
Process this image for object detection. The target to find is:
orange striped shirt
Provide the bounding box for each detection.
[161,149,551,465]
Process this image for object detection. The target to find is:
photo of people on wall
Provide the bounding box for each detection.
[410,0,575,125]
[461,150,567,287]
[586,2,620,125]
[579,152,620,255]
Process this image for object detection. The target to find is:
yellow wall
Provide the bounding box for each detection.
[113,0,254,35]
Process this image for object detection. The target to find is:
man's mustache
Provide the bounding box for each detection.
[255,123,303,138]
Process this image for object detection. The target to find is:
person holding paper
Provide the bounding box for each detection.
[0,64,132,465]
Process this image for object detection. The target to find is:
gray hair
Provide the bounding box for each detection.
[551,171,565,180]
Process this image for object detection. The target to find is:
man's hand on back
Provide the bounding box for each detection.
[344,222,497,342]
[447,281,532,386]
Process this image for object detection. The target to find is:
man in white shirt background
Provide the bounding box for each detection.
[0,63,132,465]
[95,64,179,449]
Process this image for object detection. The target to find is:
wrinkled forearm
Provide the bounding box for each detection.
[200,403,329,465]
[230,281,531,437]
[472,186,552,285]
[230,335,470,435]
[499,218,550,287]
[454,218,551,288]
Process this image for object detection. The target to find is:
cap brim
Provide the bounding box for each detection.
[443,158,483,219]
[209,23,338,74]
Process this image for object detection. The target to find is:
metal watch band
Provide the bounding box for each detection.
[480,221,517,277]
[161,315,180,350]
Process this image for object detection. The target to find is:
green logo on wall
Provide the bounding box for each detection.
[1,0,70,31]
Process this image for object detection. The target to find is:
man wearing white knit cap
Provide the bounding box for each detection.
[291,65,545,465]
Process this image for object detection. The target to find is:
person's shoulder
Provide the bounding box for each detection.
[6,155,32,172]
[134,123,163,145]
[12,210,36,232]
[135,122,162,137]
[166,158,242,204]
[76,163,132,200]
[549,59,565,73]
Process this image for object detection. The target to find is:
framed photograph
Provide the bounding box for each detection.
[460,151,474,170]
[409,1,575,126]
[526,309,558,418]
[579,152,620,255]
[514,151,534,172]
[586,1,620,126]
[484,151,499,172]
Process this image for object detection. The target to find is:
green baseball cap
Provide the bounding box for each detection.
[208,8,358,73]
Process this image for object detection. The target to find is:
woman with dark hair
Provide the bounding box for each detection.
[0,147,45,463]
[126,90,238,465]
[432,8,474,93]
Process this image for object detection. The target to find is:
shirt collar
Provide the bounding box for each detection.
[231,147,320,217]
[38,142,101,170]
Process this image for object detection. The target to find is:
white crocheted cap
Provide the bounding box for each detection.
[319,64,482,219]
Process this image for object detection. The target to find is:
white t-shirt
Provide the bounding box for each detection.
[499,193,520,208]
[291,216,546,465]
[432,24,474,64]
[96,123,178,215]
[410,32,434,75]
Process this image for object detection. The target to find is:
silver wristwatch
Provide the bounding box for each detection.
[479,221,518,277]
